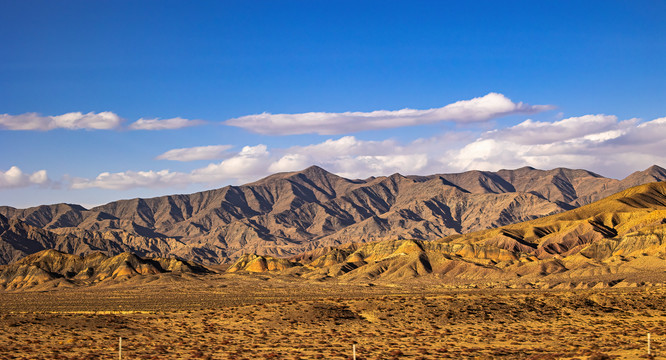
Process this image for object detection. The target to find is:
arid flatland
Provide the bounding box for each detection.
[1,274,665,360]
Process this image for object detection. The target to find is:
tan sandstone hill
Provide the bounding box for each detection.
[0,249,209,291]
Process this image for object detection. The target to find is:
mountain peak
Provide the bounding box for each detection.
[248,165,337,186]
[645,164,666,175]
[620,165,666,188]
[298,165,333,177]
[513,166,537,171]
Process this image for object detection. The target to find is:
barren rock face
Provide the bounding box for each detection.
[1,165,665,265]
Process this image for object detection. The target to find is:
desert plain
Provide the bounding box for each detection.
[4,1,666,358]
[1,270,665,360]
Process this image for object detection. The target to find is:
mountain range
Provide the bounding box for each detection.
[230,181,666,288]
[1,165,665,265]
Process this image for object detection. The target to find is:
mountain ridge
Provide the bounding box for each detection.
[224,181,666,288]
[1,165,665,265]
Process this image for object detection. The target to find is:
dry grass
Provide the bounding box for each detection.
[0,273,664,359]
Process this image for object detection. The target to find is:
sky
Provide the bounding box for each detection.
[1,0,665,208]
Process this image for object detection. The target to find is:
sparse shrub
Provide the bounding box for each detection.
[389,349,404,357]
[190,349,205,358]
[588,353,612,360]
[526,355,559,360]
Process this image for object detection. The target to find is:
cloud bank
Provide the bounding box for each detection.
[225,92,555,135]
[156,145,234,161]
[0,112,203,131]
[71,145,270,190]
[69,114,666,190]
[0,112,123,131]
[447,115,662,174]
[0,166,51,188]
[128,117,205,130]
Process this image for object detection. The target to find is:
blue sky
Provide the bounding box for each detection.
[1,1,665,208]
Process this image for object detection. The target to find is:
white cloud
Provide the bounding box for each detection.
[268,154,309,173]
[0,166,51,188]
[225,92,555,135]
[29,170,49,185]
[68,137,445,189]
[71,170,188,190]
[190,145,271,183]
[0,112,204,131]
[128,117,205,130]
[71,145,272,190]
[334,154,430,179]
[156,145,234,161]
[272,136,437,178]
[485,114,629,145]
[67,114,666,190]
[289,136,401,157]
[445,115,666,177]
[0,112,122,131]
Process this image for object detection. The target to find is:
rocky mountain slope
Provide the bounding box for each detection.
[3,181,666,290]
[1,165,665,265]
[0,249,208,291]
[230,181,666,288]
